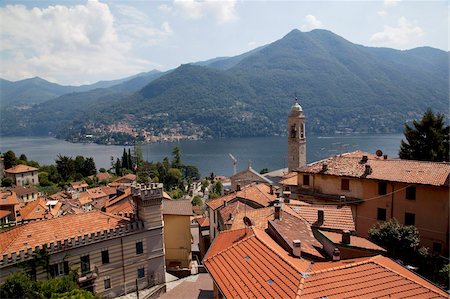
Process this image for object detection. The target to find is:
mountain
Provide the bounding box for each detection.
[1,29,448,142]
[0,70,163,106]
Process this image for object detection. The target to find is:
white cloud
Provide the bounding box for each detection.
[383,0,400,8]
[158,4,173,13]
[377,10,387,17]
[172,0,238,24]
[0,0,160,84]
[301,15,323,31]
[370,17,424,47]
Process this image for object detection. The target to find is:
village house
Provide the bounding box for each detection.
[11,185,38,203]
[4,164,39,186]
[293,151,450,254]
[0,191,20,224]
[0,183,167,297]
[162,199,193,275]
[205,182,276,241]
[70,181,89,193]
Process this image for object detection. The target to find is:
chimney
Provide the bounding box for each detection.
[236,184,241,191]
[341,230,351,244]
[361,155,368,163]
[223,200,228,207]
[364,164,372,175]
[269,184,274,195]
[317,209,324,224]
[332,248,341,261]
[383,154,388,160]
[292,240,301,258]
[274,199,282,220]
[339,195,346,202]
[322,163,328,172]
[283,187,291,204]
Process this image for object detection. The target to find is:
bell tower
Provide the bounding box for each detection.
[287,97,306,172]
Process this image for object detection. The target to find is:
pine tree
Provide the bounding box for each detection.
[399,109,449,162]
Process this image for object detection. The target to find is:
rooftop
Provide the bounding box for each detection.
[19,198,49,221]
[70,181,88,189]
[162,200,192,216]
[206,183,276,210]
[218,201,254,226]
[5,164,38,174]
[0,191,19,206]
[289,204,355,232]
[10,186,38,197]
[298,151,450,187]
[0,211,129,257]
[319,230,386,252]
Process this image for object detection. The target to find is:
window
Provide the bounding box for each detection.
[303,175,310,186]
[377,208,386,221]
[378,182,387,195]
[136,241,143,255]
[405,212,415,226]
[104,278,111,290]
[50,261,69,277]
[341,179,350,191]
[433,242,442,254]
[406,186,416,200]
[137,267,145,279]
[101,249,110,264]
[80,255,90,274]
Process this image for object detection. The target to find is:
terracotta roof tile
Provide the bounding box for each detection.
[196,216,209,227]
[105,188,131,207]
[299,151,450,187]
[70,181,88,189]
[204,227,310,299]
[290,204,355,232]
[219,201,254,225]
[0,210,11,219]
[0,191,19,206]
[5,164,38,174]
[99,186,117,196]
[162,200,192,216]
[231,206,274,230]
[86,187,108,199]
[19,198,48,221]
[0,211,129,257]
[114,174,137,183]
[297,255,449,298]
[280,172,298,186]
[88,172,112,182]
[269,213,325,260]
[106,198,134,215]
[206,183,276,210]
[319,230,386,252]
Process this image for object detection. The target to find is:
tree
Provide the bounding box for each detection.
[0,272,37,298]
[192,195,203,206]
[19,154,28,162]
[84,157,97,177]
[55,155,75,182]
[1,177,13,187]
[399,109,449,162]
[3,150,17,169]
[212,181,223,195]
[368,218,419,259]
[172,146,182,168]
[115,158,122,176]
[260,168,269,174]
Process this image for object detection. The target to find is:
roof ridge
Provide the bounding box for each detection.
[203,228,254,262]
[253,227,310,273]
[308,256,376,275]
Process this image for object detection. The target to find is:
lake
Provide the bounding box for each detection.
[0,134,404,177]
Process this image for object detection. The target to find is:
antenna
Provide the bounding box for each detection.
[228,153,238,175]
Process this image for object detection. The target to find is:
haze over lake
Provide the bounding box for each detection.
[0,135,403,177]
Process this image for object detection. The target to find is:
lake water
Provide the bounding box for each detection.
[0,135,404,177]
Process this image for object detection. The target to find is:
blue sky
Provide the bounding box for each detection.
[0,0,448,85]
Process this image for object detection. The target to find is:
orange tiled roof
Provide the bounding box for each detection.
[269,212,325,260]
[86,187,108,199]
[297,255,449,298]
[289,204,355,232]
[114,174,137,183]
[299,151,450,187]
[0,211,129,257]
[204,227,311,299]
[0,210,11,219]
[106,198,134,215]
[319,230,386,252]
[231,206,274,230]
[206,183,276,210]
[196,216,209,228]
[19,198,49,221]
[71,181,88,189]
[88,172,112,182]
[5,164,38,174]
[279,172,297,186]
[105,187,131,208]
[0,191,19,206]
[219,201,254,225]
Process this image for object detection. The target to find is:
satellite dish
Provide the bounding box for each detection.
[243,216,252,227]
[376,149,383,157]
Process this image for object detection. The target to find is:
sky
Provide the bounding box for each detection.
[0,0,448,85]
